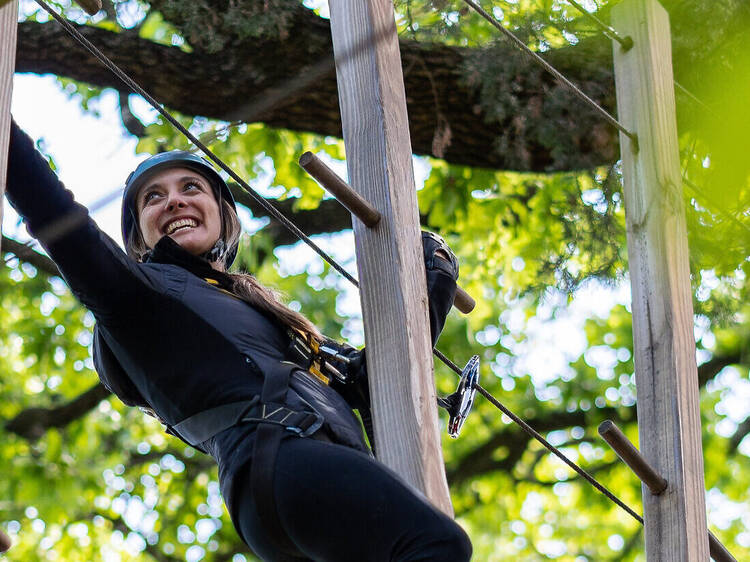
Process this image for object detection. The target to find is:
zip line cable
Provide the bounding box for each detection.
[460,0,636,143]
[432,348,643,522]
[564,0,633,50]
[29,0,644,525]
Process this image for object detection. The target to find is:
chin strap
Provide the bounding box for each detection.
[200,239,227,264]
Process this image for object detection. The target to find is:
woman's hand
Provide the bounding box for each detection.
[422,231,459,345]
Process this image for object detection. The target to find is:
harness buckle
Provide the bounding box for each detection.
[445,355,480,439]
[241,402,324,438]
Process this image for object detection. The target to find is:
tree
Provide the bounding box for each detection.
[2,0,749,560]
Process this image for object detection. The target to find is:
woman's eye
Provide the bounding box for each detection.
[142,191,160,205]
[184,182,201,192]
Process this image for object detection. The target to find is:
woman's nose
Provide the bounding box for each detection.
[165,192,187,211]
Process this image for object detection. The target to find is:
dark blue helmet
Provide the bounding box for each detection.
[121,151,238,266]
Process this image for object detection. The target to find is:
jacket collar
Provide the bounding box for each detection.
[146,235,234,288]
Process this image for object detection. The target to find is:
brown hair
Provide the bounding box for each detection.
[126,198,322,343]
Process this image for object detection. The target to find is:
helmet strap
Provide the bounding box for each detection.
[201,238,227,264]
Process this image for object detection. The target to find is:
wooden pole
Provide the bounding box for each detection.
[611,1,709,560]
[0,0,18,255]
[327,0,453,515]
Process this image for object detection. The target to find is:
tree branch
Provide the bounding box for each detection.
[2,236,59,276]
[16,19,619,172]
[5,383,111,441]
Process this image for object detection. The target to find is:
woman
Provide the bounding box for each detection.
[5,119,472,561]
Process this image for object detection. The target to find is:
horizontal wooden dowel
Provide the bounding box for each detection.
[454,286,475,314]
[77,0,101,15]
[299,151,381,227]
[599,420,738,561]
[598,420,668,495]
[299,151,476,314]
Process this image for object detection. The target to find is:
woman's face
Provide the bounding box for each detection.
[137,167,222,258]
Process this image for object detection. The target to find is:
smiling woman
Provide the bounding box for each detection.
[5,120,472,561]
[136,168,222,259]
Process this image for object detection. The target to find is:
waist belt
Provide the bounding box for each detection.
[168,397,324,449]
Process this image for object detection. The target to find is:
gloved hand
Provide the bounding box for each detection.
[422,231,459,346]
[323,339,370,413]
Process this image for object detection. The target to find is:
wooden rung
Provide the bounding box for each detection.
[77,0,101,16]
[298,151,475,314]
[299,151,381,227]
[598,420,667,495]
[598,420,737,562]
[453,286,475,314]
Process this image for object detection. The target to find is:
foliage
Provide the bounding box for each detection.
[4,0,750,561]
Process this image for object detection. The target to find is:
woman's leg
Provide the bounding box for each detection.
[232,436,472,562]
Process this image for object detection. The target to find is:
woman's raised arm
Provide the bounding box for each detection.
[5,119,153,319]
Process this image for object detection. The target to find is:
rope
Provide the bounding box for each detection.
[31,0,644,525]
[460,0,636,143]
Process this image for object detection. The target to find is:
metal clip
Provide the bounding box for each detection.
[447,355,480,438]
[318,345,352,365]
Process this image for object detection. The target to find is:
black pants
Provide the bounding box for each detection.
[231,436,472,561]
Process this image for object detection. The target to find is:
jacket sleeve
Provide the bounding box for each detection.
[5,119,152,320]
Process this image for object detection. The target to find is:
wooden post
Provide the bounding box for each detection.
[0,0,18,254]
[611,1,709,560]
[327,0,453,515]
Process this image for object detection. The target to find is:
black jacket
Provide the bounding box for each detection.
[6,122,370,512]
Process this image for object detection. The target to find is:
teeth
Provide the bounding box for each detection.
[166,218,198,234]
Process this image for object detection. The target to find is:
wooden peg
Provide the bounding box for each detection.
[453,286,475,314]
[0,528,11,553]
[76,0,101,16]
[598,420,667,495]
[598,420,737,562]
[299,151,381,227]
[298,152,476,314]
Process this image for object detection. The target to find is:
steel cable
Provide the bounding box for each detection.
[30,0,644,525]
[460,0,636,142]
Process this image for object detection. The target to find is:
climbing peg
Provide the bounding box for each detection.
[0,528,11,553]
[298,151,476,314]
[598,420,667,495]
[299,151,381,227]
[598,420,737,562]
[75,0,101,16]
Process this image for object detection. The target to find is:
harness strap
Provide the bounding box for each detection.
[251,366,300,556]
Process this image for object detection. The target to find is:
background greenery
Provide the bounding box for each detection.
[2,0,749,560]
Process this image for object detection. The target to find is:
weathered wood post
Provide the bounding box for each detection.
[0,0,19,254]
[327,0,453,515]
[611,0,709,559]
